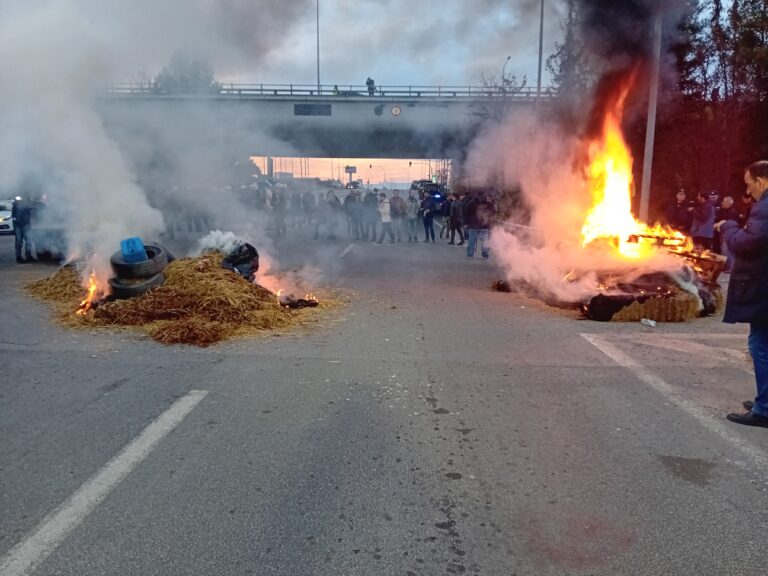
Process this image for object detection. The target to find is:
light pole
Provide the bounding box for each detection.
[537,0,544,98]
[502,55,511,91]
[639,5,663,222]
[316,0,321,94]
[369,164,387,188]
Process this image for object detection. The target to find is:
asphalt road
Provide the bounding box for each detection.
[1,226,766,576]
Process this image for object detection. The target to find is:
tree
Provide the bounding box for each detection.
[153,51,221,94]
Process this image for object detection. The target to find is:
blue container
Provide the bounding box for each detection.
[120,237,148,263]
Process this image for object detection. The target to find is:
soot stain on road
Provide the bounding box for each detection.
[657,455,717,487]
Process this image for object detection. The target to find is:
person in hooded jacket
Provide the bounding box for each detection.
[715,160,768,428]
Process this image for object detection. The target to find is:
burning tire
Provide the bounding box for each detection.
[108,273,165,300]
[110,245,170,279]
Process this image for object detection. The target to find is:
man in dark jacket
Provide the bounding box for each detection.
[448,193,465,245]
[12,196,35,263]
[690,191,715,250]
[665,190,692,234]
[420,191,437,243]
[715,160,768,428]
[463,192,495,259]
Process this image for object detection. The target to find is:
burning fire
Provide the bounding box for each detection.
[579,76,690,259]
[76,271,105,315]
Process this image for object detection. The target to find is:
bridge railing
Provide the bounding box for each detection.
[105,82,557,100]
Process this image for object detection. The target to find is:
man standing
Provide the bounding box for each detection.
[390,190,406,242]
[405,189,420,242]
[376,192,395,244]
[715,160,768,428]
[690,191,715,250]
[665,189,692,234]
[12,195,35,263]
[463,192,495,259]
[420,191,437,243]
[448,193,465,246]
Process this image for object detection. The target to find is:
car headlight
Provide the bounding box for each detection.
[0,216,10,222]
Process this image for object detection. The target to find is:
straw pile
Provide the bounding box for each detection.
[26,253,325,346]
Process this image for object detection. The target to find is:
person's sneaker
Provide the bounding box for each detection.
[423,239,429,243]
[457,241,464,246]
[448,241,455,245]
[432,240,436,244]
[726,411,768,428]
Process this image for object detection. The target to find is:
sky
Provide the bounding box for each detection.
[208,0,565,89]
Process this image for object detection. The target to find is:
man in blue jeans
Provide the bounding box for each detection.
[463,192,495,259]
[715,160,768,428]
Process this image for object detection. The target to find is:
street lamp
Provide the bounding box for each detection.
[409,161,431,180]
[369,164,387,187]
[502,55,511,93]
[537,0,544,98]
[316,0,321,94]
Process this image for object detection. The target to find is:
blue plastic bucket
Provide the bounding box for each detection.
[120,237,148,263]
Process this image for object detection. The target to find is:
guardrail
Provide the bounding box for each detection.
[105,82,557,100]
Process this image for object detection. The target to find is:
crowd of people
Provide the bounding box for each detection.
[269,186,498,259]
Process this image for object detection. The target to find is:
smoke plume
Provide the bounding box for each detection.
[0,0,310,285]
[466,0,695,302]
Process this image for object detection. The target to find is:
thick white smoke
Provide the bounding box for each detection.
[0,0,310,286]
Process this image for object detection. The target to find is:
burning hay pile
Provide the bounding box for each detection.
[27,253,325,346]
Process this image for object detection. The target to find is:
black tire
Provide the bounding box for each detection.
[110,244,169,279]
[108,272,165,299]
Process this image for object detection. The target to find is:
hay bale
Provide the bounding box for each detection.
[26,252,326,346]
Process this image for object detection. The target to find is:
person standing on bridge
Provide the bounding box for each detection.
[715,160,768,428]
[366,77,375,96]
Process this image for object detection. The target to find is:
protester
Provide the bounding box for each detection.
[690,190,715,250]
[464,192,495,259]
[302,190,316,225]
[326,189,342,240]
[715,160,768,428]
[715,196,739,258]
[405,189,420,242]
[390,190,406,242]
[376,192,395,244]
[449,193,465,246]
[420,191,437,243]
[366,76,376,96]
[271,188,288,237]
[665,190,692,234]
[363,189,379,241]
[12,195,35,263]
[438,194,452,239]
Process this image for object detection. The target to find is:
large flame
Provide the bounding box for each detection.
[580,77,690,259]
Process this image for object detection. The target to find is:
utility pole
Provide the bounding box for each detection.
[639,5,663,223]
[537,0,544,98]
[316,0,321,94]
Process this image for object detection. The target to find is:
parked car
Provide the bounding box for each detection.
[0,199,13,234]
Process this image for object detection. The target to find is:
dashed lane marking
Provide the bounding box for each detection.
[339,243,355,259]
[0,390,209,576]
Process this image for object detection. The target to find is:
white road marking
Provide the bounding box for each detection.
[580,333,768,474]
[623,335,753,374]
[339,243,355,259]
[0,390,209,576]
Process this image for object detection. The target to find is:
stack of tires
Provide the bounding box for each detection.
[108,245,172,299]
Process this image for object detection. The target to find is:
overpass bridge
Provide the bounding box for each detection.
[98,83,555,159]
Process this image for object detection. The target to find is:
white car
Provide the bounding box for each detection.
[0,199,13,235]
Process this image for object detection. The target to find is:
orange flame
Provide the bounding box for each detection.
[304,293,318,302]
[580,77,690,259]
[76,272,104,315]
